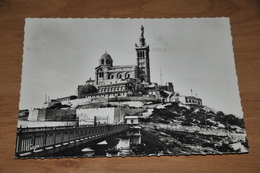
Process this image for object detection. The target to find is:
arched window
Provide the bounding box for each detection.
[117,73,122,79]
[98,69,104,78]
[99,72,103,78]
[125,73,130,79]
[112,87,116,92]
[101,59,104,65]
[106,59,110,64]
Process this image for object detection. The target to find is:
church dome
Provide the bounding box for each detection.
[99,51,113,66]
[100,52,112,60]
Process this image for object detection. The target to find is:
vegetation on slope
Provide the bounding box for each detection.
[140,103,245,131]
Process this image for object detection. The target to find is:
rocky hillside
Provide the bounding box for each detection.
[138,103,248,155]
[140,103,245,133]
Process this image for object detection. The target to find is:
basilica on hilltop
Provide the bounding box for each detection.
[77,25,174,100]
[48,25,203,107]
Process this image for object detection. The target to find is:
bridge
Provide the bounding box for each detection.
[15,124,129,158]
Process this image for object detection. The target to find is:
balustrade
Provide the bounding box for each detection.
[15,124,128,156]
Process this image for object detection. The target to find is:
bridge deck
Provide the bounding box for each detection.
[15,124,129,158]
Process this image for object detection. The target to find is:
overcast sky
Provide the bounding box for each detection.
[20,18,243,118]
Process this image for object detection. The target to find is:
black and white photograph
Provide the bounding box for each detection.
[15,18,249,159]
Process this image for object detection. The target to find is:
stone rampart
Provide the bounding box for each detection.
[28,109,76,121]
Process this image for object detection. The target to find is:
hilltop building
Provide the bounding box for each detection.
[77,25,174,100]
[178,95,203,106]
[30,25,205,129]
[44,25,203,108]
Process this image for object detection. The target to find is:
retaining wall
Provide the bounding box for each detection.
[28,109,76,121]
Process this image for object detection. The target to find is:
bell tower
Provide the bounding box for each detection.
[135,25,151,84]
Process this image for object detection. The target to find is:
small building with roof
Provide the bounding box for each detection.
[178,95,203,106]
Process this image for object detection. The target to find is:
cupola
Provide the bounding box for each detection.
[99,51,113,67]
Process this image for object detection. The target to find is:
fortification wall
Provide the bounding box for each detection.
[37,109,46,121]
[76,107,143,126]
[113,108,125,123]
[109,96,158,102]
[77,108,116,125]
[28,110,39,121]
[27,109,76,122]
[44,109,76,121]
[27,107,144,126]
[109,101,144,107]
[119,107,145,116]
[61,97,91,108]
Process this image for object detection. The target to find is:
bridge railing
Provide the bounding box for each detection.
[15,124,129,156]
[17,125,76,132]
